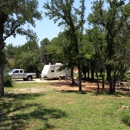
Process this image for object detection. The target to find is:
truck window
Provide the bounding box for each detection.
[14,70,19,73]
[20,70,23,73]
[51,70,55,72]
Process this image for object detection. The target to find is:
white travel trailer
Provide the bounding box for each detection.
[41,63,71,79]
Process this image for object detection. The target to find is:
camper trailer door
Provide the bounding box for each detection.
[49,66,57,78]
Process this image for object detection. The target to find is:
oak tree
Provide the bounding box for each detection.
[0,0,42,96]
[43,0,85,91]
[88,0,130,92]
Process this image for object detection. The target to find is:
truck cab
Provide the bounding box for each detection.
[8,69,24,79]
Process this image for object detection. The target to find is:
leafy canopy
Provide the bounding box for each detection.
[0,0,42,42]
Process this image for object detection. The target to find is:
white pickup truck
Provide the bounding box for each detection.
[8,69,36,81]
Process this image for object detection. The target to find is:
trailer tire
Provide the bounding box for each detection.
[27,76,32,81]
[62,76,66,80]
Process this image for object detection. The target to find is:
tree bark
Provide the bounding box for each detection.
[78,64,82,91]
[96,71,100,92]
[87,70,90,79]
[106,66,114,93]
[0,13,6,96]
[106,66,113,92]
[108,74,116,93]
[91,68,94,80]
[0,63,4,96]
[102,74,105,89]
[71,66,75,84]
[0,27,4,96]
[82,66,87,79]
[112,76,117,92]
[109,79,113,93]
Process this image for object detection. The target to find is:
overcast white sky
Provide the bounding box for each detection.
[6,0,129,46]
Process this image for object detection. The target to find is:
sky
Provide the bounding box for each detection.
[5,0,130,46]
[5,0,93,46]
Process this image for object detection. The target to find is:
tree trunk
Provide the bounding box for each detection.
[0,19,4,96]
[102,74,105,89]
[91,62,95,80]
[0,62,4,96]
[109,79,113,93]
[107,68,115,93]
[106,66,111,81]
[96,71,100,92]
[112,76,117,92]
[0,32,4,96]
[71,66,75,84]
[108,78,116,93]
[91,68,94,80]
[78,64,82,91]
[112,81,116,92]
[87,70,90,79]
[82,66,87,79]
[106,66,114,93]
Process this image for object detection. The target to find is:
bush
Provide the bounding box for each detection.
[4,73,13,87]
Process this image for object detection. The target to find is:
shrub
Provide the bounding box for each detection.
[4,73,13,87]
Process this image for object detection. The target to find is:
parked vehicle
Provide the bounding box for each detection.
[41,63,71,79]
[8,69,36,81]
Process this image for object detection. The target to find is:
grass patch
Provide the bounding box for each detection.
[122,113,130,127]
[0,82,130,130]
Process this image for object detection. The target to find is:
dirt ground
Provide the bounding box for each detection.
[13,79,130,94]
[50,80,130,94]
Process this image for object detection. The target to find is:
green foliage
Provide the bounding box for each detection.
[14,41,40,72]
[44,0,88,90]
[43,0,85,70]
[2,0,42,42]
[41,38,63,63]
[4,73,12,87]
[87,0,130,92]
[123,72,130,82]
[40,38,52,64]
[5,43,16,59]
[4,41,42,78]
[4,44,17,69]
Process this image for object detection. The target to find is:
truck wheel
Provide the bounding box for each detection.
[27,76,32,81]
[23,78,26,81]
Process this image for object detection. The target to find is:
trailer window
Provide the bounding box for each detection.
[51,70,55,72]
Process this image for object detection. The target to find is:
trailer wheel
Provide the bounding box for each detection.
[62,76,66,80]
[27,76,32,81]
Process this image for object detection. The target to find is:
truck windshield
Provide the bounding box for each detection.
[8,69,14,73]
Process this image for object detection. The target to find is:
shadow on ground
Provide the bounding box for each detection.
[0,93,67,130]
[51,81,130,97]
